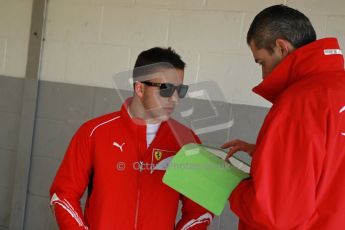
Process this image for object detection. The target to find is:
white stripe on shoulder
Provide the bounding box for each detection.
[181,212,213,230]
[90,116,121,137]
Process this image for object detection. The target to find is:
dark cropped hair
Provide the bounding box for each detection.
[247,4,316,53]
[133,47,185,80]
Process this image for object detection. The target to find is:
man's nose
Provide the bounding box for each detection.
[169,90,179,103]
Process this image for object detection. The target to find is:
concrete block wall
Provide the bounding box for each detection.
[40,0,345,108]
[0,0,32,78]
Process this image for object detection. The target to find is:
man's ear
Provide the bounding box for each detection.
[134,82,144,98]
[275,39,294,58]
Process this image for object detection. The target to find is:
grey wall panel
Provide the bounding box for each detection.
[32,118,83,160]
[208,216,220,230]
[92,87,124,117]
[228,104,268,164]
[0,76,23,230]
[229,104,268,143]
[36,81,95,121]
[0,149,17,189]
[219,203,239,230]
[0,188,12,228]
[0,112,21,151]
[28,156,61,198]
[24,195,58,230]
[9,78,40,229]
[0,76,24,114]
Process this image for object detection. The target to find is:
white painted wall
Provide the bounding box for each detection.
[0,0,33,78]
[2,0,345,107]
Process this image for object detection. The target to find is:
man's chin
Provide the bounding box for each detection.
[151,113,171,122]
[145,109,174,123]
[158,114,170,121]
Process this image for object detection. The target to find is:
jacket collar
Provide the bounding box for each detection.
[253,38,344,103]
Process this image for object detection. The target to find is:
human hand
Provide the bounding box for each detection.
[221,139,255,160]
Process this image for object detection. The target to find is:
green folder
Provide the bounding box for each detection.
[162,143,250,215]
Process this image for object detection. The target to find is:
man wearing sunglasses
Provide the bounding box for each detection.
[50,47,213,229]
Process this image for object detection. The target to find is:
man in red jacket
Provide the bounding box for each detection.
[50,47,213,229]
[222,5,345,229]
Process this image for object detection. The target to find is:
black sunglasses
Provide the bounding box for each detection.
[141,81,189,98]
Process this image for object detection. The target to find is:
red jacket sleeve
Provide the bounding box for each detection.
[50,125,93,229]
[229,112,324,229]
[176,195,213,230]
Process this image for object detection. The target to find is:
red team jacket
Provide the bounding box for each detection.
[230,38,345,229]
[50,100,213,229]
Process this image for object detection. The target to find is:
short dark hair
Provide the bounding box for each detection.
[133,47,185,79]
[247,4,316,53]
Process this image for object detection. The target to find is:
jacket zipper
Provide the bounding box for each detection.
[134,161,143,229]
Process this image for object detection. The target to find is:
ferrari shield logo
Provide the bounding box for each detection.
[154,150,163,161]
